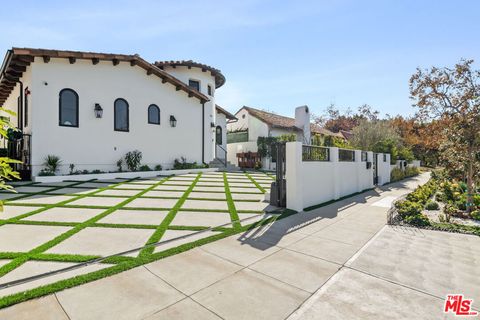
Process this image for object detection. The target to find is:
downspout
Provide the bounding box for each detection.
[202,102,205,164]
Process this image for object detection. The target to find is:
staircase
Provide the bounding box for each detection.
[209,158,239,171]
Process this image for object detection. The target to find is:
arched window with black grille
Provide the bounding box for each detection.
[59,89,79,127]
[148,104,160,125]
[114,98,129,132]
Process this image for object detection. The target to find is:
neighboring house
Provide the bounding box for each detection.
[0,48,235,178]
[226,106,343,168]
[339,129,353,140]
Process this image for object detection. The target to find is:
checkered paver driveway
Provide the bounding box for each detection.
[0,171,276,302]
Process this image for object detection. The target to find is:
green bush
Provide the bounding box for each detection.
[139,165,151,171]
[125,150,142,171]
[38,169,55,176]
[471,210,480,221]
[43,155,61,174]
[404,214,430,226]
[435,192,444,202]
[406,179,436,205]
[173,157,207,170]
[404,166,420,177]
[395,200,423,218]
[154,164,162,171]
[91,169,105,174]
[425,200,439,210]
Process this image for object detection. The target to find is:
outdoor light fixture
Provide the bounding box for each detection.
[94,103,103,118]
[210,122,215,128]
[169,115,177,127]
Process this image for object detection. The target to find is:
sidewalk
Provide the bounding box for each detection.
[3,173,475,320]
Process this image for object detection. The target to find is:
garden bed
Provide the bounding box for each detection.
[388,172,480,236]
[33,168,219,183]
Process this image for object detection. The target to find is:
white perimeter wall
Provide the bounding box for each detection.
[29,58,211,176]
[286,142,381,212]
[376,153,391,185]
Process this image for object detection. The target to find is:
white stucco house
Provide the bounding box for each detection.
[226,106,343,168]
[0,48,236,178]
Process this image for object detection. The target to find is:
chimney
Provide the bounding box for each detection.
[295,105,311,144]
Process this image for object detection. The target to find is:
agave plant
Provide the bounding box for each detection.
[43,155,62,173]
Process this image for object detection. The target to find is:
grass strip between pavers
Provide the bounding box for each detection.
[223,173,241,230]
[0,209,295,310]
[0,176,170,279]
[245,173,266,194]
[139,173,202,257]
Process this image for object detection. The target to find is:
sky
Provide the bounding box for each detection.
[1,0,478,118]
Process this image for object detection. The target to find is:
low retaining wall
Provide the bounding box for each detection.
[286,142,391,211]
[33,168,218,183]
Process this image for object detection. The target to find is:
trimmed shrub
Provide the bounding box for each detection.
[404,214,430,226]
[139,165,151,171]
[425,200,439,210]
[125,150,142,171]
[395,200,423,218]
[154,164,163,171]
[471,210,480,221]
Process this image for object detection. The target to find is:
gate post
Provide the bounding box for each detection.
[285,142,303,212]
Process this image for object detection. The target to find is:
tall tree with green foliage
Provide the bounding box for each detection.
[410,59,480,212]
[0,107,21,210]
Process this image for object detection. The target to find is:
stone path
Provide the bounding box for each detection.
[1,173,479,319]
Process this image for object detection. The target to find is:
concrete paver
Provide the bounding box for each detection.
[125,197,178,209]
[192,269,310,320]
[288,268,444,320]
[97,209,168,225]
[9,194,76,205]
[0,224,71,252]
[154,229,222,253]
[68,196,128,207]
[0,295,69,320]
[181,199,229,211]
[0,205,42,219]
[47,227,154,257]
[56,267,185,320]
[23,207,103,223]
[146,248,242,295]
[145,298,221,320]
[201,236,281,267]
[249,249,340,293]
[171,211,233,227]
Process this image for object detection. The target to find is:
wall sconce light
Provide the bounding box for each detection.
[94,103,103,118]
[210,122,215,128]
[170,115,177,127]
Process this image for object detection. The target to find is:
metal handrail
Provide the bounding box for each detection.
[215,144,227,167]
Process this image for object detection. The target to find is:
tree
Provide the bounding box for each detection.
[349,119,401,152]
[312,103,379,133]
[410,59,480,212]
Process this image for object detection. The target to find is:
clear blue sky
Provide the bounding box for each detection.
[1,0,478,118]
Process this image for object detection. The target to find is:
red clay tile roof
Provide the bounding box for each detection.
[154,60,226,89]
[240,106,342,138]
[0,48,210,105]
[215,105,237,121]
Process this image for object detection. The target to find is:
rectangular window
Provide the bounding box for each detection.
[383,154,387,162]
[207,84,213,96]
[188,80,200,91]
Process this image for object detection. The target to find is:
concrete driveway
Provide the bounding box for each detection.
[1,173,479,319]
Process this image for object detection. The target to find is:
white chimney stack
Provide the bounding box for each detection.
[295,105,311,144]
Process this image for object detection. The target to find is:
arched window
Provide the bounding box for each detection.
[148,104,160,125]
[215,126,222,145]
[114,98,129,132]
[59,89,79,127]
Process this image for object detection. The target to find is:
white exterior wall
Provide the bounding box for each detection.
[411,160,421,168]
[29,58,207,176]
[286,142,376,212]
[162,66,217,162]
